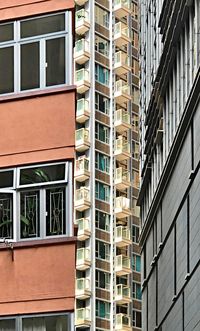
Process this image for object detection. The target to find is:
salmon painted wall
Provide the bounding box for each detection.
[0,89,75,167]
[0,239,76,316]
[0,0,74,21]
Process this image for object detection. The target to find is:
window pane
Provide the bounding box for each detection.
[136,255,141,272]
[0,47,14,94]
[21,14,65,38]
[0,171,13,188]
[0,319,15,330]
[46,187,66,236]
[21,42,39,91]
[0,193,13,239]
[20,191,40,239]
[20,164,65,185]
[46,37,65,86]
[0,24,14,42]
[22,315,69,330]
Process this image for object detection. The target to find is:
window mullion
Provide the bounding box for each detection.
[40,39,46,88]
[40,189,46,238]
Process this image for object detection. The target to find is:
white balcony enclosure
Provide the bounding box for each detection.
[75,157,90,182]
[74,187,91,211]
[75,9,90,35]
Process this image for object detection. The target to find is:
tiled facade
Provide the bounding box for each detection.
[0,1,76,329]
[74,0,141,330]
[139,0,200,330]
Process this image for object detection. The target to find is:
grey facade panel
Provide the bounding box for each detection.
[156,206,162,249]
[162,296,183,331]
[148,268,157,330]
[158,231,174,324]
[146,227,154,277]
[162,129,191,238]
[176,200,187,293]
[142,287,148,331]
[189,169,200,272]
[194,102,200,169]
[184,269,200,331]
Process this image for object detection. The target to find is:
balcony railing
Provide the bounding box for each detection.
[115,80,130,96]
[114,109,131,133]
[76,247,91,270]
[114,0,132,11]
[75,10,90,35]
[75,128,90,152]
[75,158,90,181]
[115,226,131,244]
[114,51,130,75]
[115,255,131,276]
[114,137,131,161]
[77,217,91,240]
[75,69,90,94]
[76,278,91,299]
[115,284,131,303]
[76,98,90,123]
[116,313,131,330]
[115,196,130,209]
[75,308,91,326]
[115,167,130,183]
[74,187,90,211]
[114,22,131,47]
[74,39,90,64]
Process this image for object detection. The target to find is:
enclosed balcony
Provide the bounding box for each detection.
[115,226,131,247]
[75,69,90,94]
[77,218,91,241]
[115,168,131,191]
[114,80,131,105]
[114,51,131,75]
[115,284,131,304]
[76,278,91,299]
[75,0,88,5]
[115,255,131,276]
[116,314,131,331]
[114,137,131,161]
[114,0,132,19]
[74,187,90,212]
[74,39,90,65]
[75,308,91,327]
[75,10,90,35]
[76,248,91,271]
[75,158,90,182]
[75,128,90,152]
[114,109,131,133]
[114,22,131,47]
[76,99,90,124]
[115,197,131,218]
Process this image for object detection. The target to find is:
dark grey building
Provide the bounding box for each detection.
[138,0,200,330]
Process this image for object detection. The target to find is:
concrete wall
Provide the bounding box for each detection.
[0,89,75,167]
[0,239,75,316]
[142,100,200,330]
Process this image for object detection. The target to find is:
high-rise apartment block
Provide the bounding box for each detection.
[0,0,76,329]
[139,0,200,330]
[74,0,141,330]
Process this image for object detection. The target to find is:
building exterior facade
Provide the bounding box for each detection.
[74,0,141,330]
[0,0,76,329]
[139,0,200,330]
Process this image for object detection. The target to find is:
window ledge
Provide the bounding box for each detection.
[0,236,76,250]
[0,85,76,103]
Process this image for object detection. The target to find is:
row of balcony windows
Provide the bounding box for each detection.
[74,188,131,215]
[74,1,135,325]
[75,308,131,331]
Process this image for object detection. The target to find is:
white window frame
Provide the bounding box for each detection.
[0,162,71,242]
[0,11,72,96]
